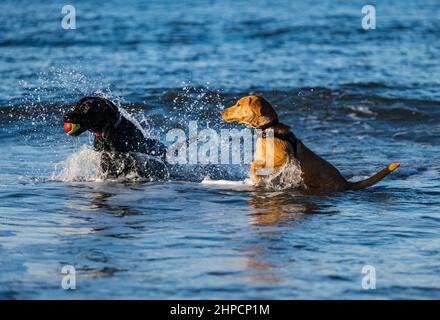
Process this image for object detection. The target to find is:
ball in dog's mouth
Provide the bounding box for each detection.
[64,122,81,135]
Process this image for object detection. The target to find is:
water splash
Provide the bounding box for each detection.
[163,82,226,129]
[258,160,304,190]
[52,146,102,182]
[51,146,170,183]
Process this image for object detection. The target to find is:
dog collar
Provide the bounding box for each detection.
[93,113,122,137]
[93,132,111,137]
[257,119,279,131]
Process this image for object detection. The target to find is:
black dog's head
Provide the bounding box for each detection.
[63,97,119,136]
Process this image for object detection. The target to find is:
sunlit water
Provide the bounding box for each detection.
[1,0,440,299]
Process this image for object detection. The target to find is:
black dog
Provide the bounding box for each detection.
[63,97,168,179]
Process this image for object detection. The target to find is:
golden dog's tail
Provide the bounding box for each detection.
[348,162,400,191]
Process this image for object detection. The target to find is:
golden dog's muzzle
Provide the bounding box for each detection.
[221,107,238,123]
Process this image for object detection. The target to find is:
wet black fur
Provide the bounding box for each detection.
[64,97,168,178]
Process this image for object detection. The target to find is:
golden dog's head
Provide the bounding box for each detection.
[221,95,278,128]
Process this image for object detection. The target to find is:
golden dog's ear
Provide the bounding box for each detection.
[251,96,277,119]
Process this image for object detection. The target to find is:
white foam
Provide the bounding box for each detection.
[349,105,376,115]
[51,146,102,182]
[201,177,254,190]
[201,177,253,186]
[200,161,304,191]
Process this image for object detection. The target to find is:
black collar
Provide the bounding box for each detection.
[257,119,279,131]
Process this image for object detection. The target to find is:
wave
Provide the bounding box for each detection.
[2,85,439,124]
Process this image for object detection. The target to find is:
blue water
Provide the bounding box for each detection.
[1,0,440,299]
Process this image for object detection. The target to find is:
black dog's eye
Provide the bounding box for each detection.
[80,105,91,113]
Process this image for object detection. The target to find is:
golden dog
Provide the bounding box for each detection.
[221,95,400,191]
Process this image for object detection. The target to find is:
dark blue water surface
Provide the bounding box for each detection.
[1,0,440,299]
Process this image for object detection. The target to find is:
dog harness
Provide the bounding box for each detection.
[93,114,123,138]
[257,119,280,131]
[258,120,299,158]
